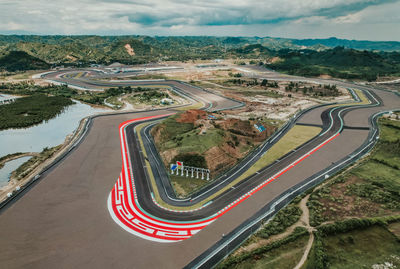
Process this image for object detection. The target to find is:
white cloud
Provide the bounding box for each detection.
[0,0,398,40]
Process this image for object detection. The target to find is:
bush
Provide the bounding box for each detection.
[257,204,302,239]
[0,94,74,130]
[218,227,308,268]
[172,153,207,168]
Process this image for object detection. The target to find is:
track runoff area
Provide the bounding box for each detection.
[108,97,359,242]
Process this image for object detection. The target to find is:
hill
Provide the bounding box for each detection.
[0,36,399,81]
[0,51,50,72]
[292,37,400,52]
[270,47,400,81]
[0,35,398,67]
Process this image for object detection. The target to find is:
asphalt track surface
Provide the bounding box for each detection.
[0,69,398,268]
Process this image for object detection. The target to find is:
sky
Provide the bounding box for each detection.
[0,0,399,41]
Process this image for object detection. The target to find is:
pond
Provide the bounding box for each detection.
[0,156,32,188]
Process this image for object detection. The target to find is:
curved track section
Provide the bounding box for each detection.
[109,112,345,241]
[108,115,214,242]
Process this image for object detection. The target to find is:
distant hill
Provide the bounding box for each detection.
[270,46,400,81]
[0,35,399,67]
[291,37,400,52]
[0,35,399,81]
[0,51,50,72]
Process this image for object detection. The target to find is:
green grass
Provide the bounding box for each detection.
[237,125,321,181]
[350,118,400,195]
[155,113,225,154]
[154,115,194,149]
[379,118,400,142]
[240,90,283,98]
[388,221,400,238]
[372,144,400,170]
[106,96,123,108]
[217,227,309,269]
[352,161,400,195]
[230,235,308,269]
[322,225,400,269]
[170,174,209,198]
[163,128,224,154]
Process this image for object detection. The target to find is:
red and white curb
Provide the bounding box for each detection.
[108,115,340,242]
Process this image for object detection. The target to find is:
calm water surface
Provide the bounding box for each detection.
[0,156,32,187]
[0,101,108,159]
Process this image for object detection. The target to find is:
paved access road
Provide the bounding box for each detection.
[0,69,398,268]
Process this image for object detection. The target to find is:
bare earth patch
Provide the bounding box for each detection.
[124,44,135,56]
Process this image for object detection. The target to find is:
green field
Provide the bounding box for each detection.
[169,175,208,198]
[163,128,224,154]
[218,227,309,269]
[237,125,321,181]
[351,118,400,196]
[322,225,400,269]
[229,234,308,269]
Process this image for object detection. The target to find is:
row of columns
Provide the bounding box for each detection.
[0,98,16,105]
[171,166,210,181]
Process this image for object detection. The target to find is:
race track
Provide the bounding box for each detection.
[0,68,398,268]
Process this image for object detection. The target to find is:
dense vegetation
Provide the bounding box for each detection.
[0,94,73,130]
[257,203,302,239]
[0,51,50,72]
[270,47,400,81]
[171,153,207,168]
[285,82,340,97]
[135,90,168,103]
[293,37,400,52]
[0,81,158,106]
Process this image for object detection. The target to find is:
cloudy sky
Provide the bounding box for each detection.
[0,0,399,41]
